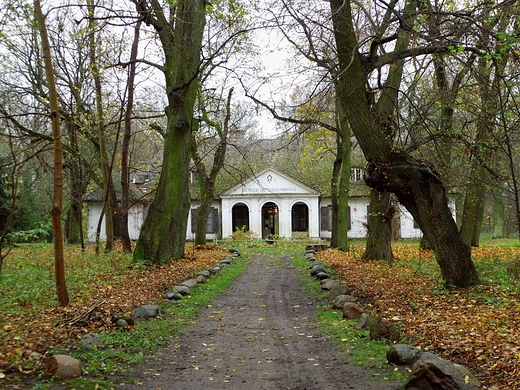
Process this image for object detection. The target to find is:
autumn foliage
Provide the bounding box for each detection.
[0,244,228,377]
[318,244,520,390]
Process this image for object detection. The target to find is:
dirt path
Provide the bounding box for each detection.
[120,253,403,389]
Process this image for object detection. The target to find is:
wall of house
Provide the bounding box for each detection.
[319,197,370,239]
[87,202,146,242]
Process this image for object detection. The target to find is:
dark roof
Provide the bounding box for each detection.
[84,183,151,203]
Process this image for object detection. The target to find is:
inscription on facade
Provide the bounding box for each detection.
[242,187,297,193]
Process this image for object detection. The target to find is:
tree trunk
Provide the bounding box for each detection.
[329,134,342,249]
[120,20,142,254]
[336,138,351,252]
[492,189,505,239]
[362,0,413,262]
[362,190,394,263]
[191,87,233,246]
[87,1,113,253]
[194,185,212,246]
[330,0,479,287]
[366,153,479,286]
[332,58,352,252]
[460,156,488,248]
[34,0,69,306]
[64,120,85,248]
[133,0,206,263]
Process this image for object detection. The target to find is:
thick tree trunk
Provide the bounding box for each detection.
[362,190,394,263]
[330,0,479,287]
[65,204,82,244]
[460,162,487,247]
[366,153,478,286]
[133,0,206,263]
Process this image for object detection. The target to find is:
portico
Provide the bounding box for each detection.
[220,168,320,240]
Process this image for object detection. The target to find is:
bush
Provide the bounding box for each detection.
[230,226,254,241]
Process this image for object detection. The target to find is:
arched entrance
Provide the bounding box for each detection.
[232,203,249,232]
[262,202,279,239]
[291,202,309,236]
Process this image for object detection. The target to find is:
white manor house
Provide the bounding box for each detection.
[86,168,427,243]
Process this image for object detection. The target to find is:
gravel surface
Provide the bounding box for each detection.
[119,252,404,389]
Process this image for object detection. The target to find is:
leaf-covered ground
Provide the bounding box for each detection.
[0,245,229,377]
[318,244,520,390]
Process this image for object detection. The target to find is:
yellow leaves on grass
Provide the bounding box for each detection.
[318,245,520,390]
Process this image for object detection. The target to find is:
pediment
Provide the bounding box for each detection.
[221,168,319,197]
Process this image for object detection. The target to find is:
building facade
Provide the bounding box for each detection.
[87,168,426,242]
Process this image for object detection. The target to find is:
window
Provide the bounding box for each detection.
[320,205,351,231]
[292,203,308,232]
[320,206,332,231]
[191,207,219,233]
[350,167,364,182]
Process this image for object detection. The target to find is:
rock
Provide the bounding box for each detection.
[305,253,316,260]
[387,344,423,366]
[172,285,191,296]
[165,291,183,300]
[132,304,160,319]
[369,318,400,341]
[196,275,207,283]
[229,248,239,254]
[358,313,376,330]
[231,252,240,257]
[309,261,324,268]
[315,271,329,280]
[115,318,128,327]
[220,258,232,265]
[404,352,479,390]
[44,354,81,379]
[80,333,103,350]
[329,282,351,301]
[321,279,334,290]
[310,265,327,276]
[198,270,211,277]
[332,294,357,309]
[181,279,198,289]
[207,267,220,274]
[342,302,364,319]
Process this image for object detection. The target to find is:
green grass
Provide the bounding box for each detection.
[0,244,133,313]
[68,255,250,385]
[0,245,250,389]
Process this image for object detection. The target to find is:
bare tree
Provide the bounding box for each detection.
[34,0,69,306]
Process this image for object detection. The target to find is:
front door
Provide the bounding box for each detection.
[262,202,279,238]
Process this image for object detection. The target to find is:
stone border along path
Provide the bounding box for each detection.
[120,251,404,389]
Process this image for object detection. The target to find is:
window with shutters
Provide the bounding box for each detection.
[320,206,332,231]
[191,207,219,233]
